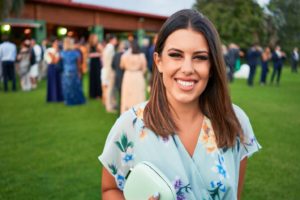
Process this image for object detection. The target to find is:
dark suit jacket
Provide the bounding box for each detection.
[112,52,124,91]
[272,52,283,69]
[247,48,261,67]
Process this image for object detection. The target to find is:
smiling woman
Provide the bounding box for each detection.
[99,9,261,200]
[154,29,211,106]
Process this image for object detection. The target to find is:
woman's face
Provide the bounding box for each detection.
[52,40,58,49]
[91,35,98,45]
[154,28,211,106]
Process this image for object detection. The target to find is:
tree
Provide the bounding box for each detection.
[193,0,265,49]
[261,6,285,48]
[0,0,24,21]
[267,0,300,51]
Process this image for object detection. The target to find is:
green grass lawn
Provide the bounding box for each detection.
[0,68,299,200]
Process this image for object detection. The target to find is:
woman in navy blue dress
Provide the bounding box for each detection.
[88,34,103,99]
[46,39,63,102]
[60,37,85,105]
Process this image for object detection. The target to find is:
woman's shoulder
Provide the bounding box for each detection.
[232,104,262,159]
[119,101,148,123]
[232,104,250,125]
[113,102,147,127]
[232,104,253,138]
[104,102,148,146]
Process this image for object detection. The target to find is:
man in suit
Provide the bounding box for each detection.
[112,41,128,115]
[271,45,285,86]
[227,43,240,82]
[246,43,262,86]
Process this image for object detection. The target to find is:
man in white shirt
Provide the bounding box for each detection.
[0,35,17,91]
[38,39,48,81]
[102,34,118,113]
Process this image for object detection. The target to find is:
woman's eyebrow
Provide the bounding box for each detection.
[194,50,209,54]
[167,48,209,54]
[167,48,183,53]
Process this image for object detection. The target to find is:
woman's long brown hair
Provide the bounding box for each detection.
[143,9,242,148]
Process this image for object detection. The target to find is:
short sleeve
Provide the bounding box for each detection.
[233,105,262,161]
[98,111,136,190]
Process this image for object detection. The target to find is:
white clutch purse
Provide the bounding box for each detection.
[123,161,176,200]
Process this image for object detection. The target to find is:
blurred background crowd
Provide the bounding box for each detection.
[0,33,157,114]
[0,0,299,116]
[0,35,298,116]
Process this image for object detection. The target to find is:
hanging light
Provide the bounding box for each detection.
[1,24,11,33]
[57,27,67,36]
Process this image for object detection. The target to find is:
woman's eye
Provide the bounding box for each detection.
[168,53,182,58]
[194,55,209,60]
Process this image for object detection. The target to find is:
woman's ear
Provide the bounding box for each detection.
[153,52,163,73]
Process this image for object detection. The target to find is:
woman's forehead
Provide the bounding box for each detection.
[163,29,209,52]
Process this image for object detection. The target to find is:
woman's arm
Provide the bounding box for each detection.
[120,54,126,70]
[238,157,248,200]
[53,53,60,64]
[101,167,125,200]
[102,167,160,200]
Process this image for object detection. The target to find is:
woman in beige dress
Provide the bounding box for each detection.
[120,40,147,113]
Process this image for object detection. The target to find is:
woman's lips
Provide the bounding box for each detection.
[175,78,197,90]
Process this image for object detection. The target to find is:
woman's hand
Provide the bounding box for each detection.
[148,192,160,200]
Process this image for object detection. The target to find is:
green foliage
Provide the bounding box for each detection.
[267,0,300,51]
[114,133,133,153]
[108,164,118,175]
[193,0,264,48]
[260,7,285,48]
[0,0,24,20]
[208,185,221,200]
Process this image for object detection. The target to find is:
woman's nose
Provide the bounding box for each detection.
[181,58,194,75]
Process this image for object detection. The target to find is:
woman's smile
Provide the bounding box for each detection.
[175,78,198,91]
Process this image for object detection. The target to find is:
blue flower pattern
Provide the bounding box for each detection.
[242,136,260,153]
[209,153,228,199]
[122,153,133,163]
[108,164,126,190]
[216,154,227,179]
[173,177,192,200]
[99,103,261,199]
[116,174,126,189]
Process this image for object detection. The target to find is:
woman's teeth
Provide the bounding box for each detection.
[177,79,194,87]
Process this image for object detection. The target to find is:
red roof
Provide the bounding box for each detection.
[29,0,167,20]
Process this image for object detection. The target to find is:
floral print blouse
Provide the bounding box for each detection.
[99,102,261,200]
